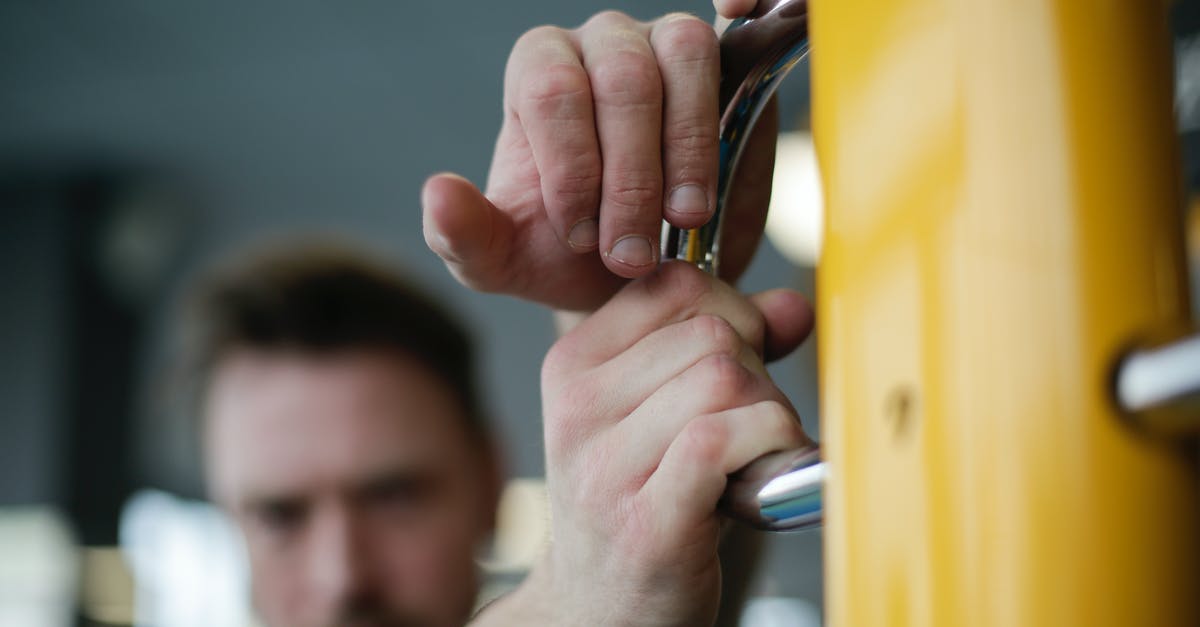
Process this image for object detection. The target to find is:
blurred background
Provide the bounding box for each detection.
[0,1,1197,626]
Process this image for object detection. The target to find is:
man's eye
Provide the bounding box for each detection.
[254,501,307,534]
[364,476,435,511]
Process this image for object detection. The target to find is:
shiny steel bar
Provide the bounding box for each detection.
[1115,333,1200,433]
[662,0,823,531]
[723,447,824,531]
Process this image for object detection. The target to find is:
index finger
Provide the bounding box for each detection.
[548,263,764,372]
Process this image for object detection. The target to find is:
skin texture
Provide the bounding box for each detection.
[421,5,778,313]
[473,263,814,626]
[205,349,499,627]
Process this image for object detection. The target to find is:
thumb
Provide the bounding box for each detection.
[421,172,516,293]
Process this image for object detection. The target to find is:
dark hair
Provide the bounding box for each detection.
[180,240,486,441]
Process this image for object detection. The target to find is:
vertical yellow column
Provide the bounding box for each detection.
[811,0,1199,625]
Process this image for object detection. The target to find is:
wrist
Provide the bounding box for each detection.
[473,555,650,627]
[470,560,561,626]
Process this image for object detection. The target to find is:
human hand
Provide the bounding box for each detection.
[474,262,813,625]
[422,5,778,312]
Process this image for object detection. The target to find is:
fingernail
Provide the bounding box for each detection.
[567,218,599,250]
[668,184,709,214]
[607,235,656,268]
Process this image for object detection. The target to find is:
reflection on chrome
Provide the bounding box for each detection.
[724,447,825,531]
[1116,332,1200,434]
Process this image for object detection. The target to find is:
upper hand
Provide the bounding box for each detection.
[422,6,777,312]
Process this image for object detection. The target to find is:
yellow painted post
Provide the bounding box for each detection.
[810,0,1200,625]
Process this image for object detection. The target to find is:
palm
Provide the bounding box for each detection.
[479,122,628,311]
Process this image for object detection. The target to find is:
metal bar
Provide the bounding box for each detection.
[1116,332,1200,433]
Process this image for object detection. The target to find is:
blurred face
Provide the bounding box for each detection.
[205,349,497,627]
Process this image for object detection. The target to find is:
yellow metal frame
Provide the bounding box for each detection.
[811,1,1199,624]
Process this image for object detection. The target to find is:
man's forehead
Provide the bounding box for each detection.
[203,348,474,503]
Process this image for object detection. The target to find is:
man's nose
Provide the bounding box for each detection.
[307,507,373,607]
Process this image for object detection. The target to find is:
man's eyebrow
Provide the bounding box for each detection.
[230,464,446,510]
[237,490,307,513]
[353,465,441,499]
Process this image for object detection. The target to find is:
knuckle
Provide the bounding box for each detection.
[681,414,730,464]
[759,400,803,442]
[515,24,565,50]
[689,315,741,358]
[653,259,710,295]
[695,354,755,400]
[546,166,602,214]
[541,340,567,379]
[560,378,602,421]
[663,117,718,155]
[589,51,661,108]
[509,26,555,69]
[520,63,592,117]
[552,160,603,185]
[541,379,596,456]
[582,9,635,31]
[640,261,710,313]
[604,173,661,212]
[542,335,581,387]
[663,127,718,183]
[654,15,718,62]
[542,413,570,457]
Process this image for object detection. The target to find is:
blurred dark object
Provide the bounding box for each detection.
[2,166,192,626]
[0,167,191,544]
[1175,0,1200,193]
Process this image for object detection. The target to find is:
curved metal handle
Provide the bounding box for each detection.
[662,0,823,532]
[1115,332,1200,434]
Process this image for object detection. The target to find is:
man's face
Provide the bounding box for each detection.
[205,348,496,627]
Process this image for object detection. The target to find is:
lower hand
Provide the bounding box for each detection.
[480,262,814,625]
